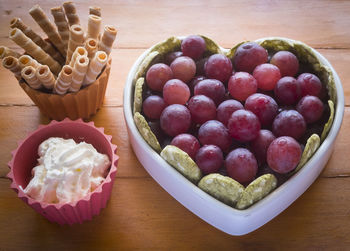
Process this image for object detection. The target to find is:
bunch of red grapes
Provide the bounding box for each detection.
[141,35,328,185]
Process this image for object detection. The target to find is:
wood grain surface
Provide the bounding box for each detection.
[0,0,349,250]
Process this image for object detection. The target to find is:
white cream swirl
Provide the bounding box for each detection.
[23,137,110,204]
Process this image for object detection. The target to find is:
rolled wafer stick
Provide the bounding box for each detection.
[18,55,40,69]
[83,50,108,86]
[2,56,22,79]
[54,65,73,95]
[66,24,85,64]
[63,2,80,26]
[98,25,117,56]
[69,46,87,67]
[9,28,61,76]
[87,15,101,40]
[36,65,55,90]
[29,5,66,56]
[10,18,64,64]
[21,66,42,89]
[89,6,101,17]
[0,46,21,59]
[70,55,89,92]
[51,6,69,51]
[84,38,98,60]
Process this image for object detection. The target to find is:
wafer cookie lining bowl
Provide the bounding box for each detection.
[123,36,344,235]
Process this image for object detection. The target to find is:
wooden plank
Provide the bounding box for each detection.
[0,176,349,249]
[0,0,350,49]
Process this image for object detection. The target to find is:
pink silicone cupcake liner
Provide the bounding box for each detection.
[7,118,119,225]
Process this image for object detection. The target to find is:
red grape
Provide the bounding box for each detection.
[204,54,233,83]
[250,129,276,165]
[270,51,299,77]
[233,42,268,73]
[297,73,322,98]
[228,72,258,101]
[245,93,278,126]
[225,148,258,184]
[171,133,200,159]
[253,63,281,91]
[163,79,190,105]
[165,51,183,65]
[189,75,205,95]
[170,56,196,83]
[195,145,223,174]
[272,110,306,140]
[274,76,300,105]
[160,104,191,136]
[198,120,232,151]
[187,95,216,124]
[196,57,208,75]
[142,95,167,120]
[228,110,261,142]
[267,136,302,173]
[181,35,206,60]
[217,99,244,126]
[194,79,226,105]
[296,95,324,124]
[146,63,173,91]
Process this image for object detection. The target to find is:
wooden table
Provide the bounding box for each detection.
[0,0,349,249]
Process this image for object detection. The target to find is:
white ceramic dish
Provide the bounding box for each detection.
[123,37,344,235]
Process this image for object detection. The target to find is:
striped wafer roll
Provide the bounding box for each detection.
[69,46,87,67]
[2,56,22,79]
[51,6,69,51]
[98,25,117,56]
[54,65,73,95]
[63,2,80,26]
[9,28,61,76]
[83,51,107,86]
[0,46,20,59]
[21,66,42,89]
[29,5,66,56]
[70,55,89,92]
[18,55,40,70]
[9,18,64,64]
[89,6,101,17]
[87,15,101,40]
[36,65,55,89]
[85,38,98,60]
[66,24,85,64]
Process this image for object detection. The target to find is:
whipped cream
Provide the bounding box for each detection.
[22,137,110,204]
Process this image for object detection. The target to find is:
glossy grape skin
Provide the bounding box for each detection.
[165,51,183,65]
[163,79,190,105]
[181,35,206,60]
[142,95,167,120]
[170,56,196,83]
[267,136,302,174]
[146,63,173,91]
[225,148,258,184]
[228,72,258,101]
[272,110,306,140]
[171,133,200,159]
[297,73,322,98]
[253,63,281,91]
[217,99,244,126]
[296,95,324,124]
[233,42,268,73]
[195,145,224,174]
[250,129,276,165]
[187,95,217,124]
[198,120,232,151]
[160,104,191,137]
[245,93,278,126]
[189,75,205,95]
[274,76,300,105]
[204,54,233,83]
[194,79,226,105]
[228,110,261,142]
[270,51,299,77]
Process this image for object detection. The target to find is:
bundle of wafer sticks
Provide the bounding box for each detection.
[1,2,117,95]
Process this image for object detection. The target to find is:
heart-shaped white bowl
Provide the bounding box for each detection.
[123,37,344,235]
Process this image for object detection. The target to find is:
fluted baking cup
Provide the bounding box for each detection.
[7,118,119,225]
[19,58,111,120]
